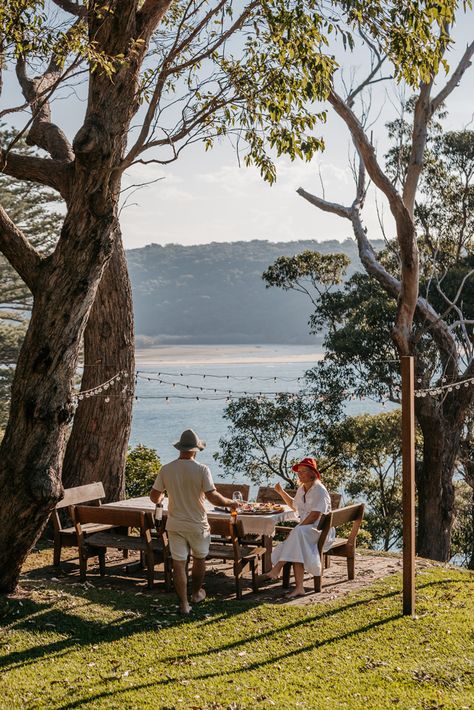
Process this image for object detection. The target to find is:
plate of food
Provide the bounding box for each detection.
[239,502,285,515]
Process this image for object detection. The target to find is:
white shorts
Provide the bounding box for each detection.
[167,530,211,561]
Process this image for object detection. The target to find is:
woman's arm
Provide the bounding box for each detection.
[274,482,296,510]
[298,511,321,526]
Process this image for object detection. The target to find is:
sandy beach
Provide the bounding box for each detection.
[135,344,324,365]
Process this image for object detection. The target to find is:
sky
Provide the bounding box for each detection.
[4,7,474,250]
[118,12,474,249]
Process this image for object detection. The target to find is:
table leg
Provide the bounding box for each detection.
[263,535,273,573]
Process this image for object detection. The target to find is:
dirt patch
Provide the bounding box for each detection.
[19,542,438,607]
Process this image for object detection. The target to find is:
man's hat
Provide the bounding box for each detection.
[173,429,206,452]
[292,457,320,477]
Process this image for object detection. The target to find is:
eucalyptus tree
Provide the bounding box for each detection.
[265,40,474,561]
[0,0,354,593]
[0,0,464,592]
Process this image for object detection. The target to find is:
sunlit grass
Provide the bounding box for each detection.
[0,557,472,709]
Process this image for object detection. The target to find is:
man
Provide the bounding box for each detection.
[150,428,239,614]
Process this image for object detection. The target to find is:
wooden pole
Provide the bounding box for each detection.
[401,355,415,616]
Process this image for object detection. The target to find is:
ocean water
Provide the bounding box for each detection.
[130,345,385,487]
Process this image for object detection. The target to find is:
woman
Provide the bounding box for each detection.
[266,457,335,598]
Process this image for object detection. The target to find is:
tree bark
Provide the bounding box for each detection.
[62,230,134,502]
[415,402,460,561]
[0,190,117,592]
[0,2,161,592]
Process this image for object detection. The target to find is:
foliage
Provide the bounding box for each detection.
[215,365,347,488]
[1,554,473,709]
[451,480,474,569]
[125,444,162,499]
[322,411,406,551]
[264,121,474,561]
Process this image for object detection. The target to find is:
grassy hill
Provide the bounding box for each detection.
[1,550,472,709]
[127,239,384,346]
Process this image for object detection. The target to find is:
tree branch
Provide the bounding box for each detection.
[0,149,70,198]
[296,187,351,219]
[431,40,474,113]
[168,1,259,76]
[15,56,75,162]
[0,206,42,291]
[51,0,86,16]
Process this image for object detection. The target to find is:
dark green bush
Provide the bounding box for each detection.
[125,444,161,498]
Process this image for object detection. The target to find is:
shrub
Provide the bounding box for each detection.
[125,444,161,498]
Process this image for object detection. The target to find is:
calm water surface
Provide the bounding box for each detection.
[131,346,385,486]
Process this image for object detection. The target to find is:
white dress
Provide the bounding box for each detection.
[271,481,336,577]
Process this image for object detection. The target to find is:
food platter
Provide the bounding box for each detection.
[213,503,285,515]
[239,503,285,515]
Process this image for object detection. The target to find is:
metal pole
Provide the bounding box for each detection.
[401,355,415,616]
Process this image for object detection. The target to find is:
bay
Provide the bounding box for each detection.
[131,344,388,486]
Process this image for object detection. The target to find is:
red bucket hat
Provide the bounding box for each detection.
[292,457,320,478]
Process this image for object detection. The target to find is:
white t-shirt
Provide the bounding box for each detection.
[152,458,215,534]
[293,480,332,522]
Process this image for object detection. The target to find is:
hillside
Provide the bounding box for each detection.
[127,239,384,345]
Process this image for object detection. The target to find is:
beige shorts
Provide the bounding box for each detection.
[167,530,211,561]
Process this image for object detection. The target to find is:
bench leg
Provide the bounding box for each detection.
[98,550,106,576]
[164,557,173,592]
[347,555,355,580]
[324,553,331,569]
[146,549,155,589]
[250,559,258,593]
[79,552,87,582]
[282,562,291,590]
[53,537,61,567]
[234,562,243,600]
[314,574,322,593]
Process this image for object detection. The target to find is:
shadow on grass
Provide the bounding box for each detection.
[0,565,468,694]
[56,611,402,709]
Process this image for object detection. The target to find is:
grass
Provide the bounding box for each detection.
[0,546,472,710]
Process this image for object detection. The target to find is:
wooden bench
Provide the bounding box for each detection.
[51,482,115,566]
[281,503,365,592]
[206,517,266,599]
[73,505,171,590]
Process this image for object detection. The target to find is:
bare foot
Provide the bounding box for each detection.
[191,588,206,604]
[179,604,192,615]
[285,589,306,599]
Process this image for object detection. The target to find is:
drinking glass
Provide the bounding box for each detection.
[232,491,243,505]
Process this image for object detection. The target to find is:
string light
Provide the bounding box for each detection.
[73,370,130,404]
[135,370,303,382]
[414,375,474,398]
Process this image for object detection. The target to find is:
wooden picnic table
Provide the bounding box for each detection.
[103,496,297,572]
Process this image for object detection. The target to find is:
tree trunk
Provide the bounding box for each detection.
[0,202,116,592]
[415,406,459,561]
[62,231,134,502]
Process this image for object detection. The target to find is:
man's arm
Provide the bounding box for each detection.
[150,488,165,504]
[205,489,239,509]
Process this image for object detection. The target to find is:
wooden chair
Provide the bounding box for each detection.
[256,486,284,503]
[51,482,114,566]
[282,503,365,592]
[215,483,250,501]
[73,505,171,590]
[206,516,266,599]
